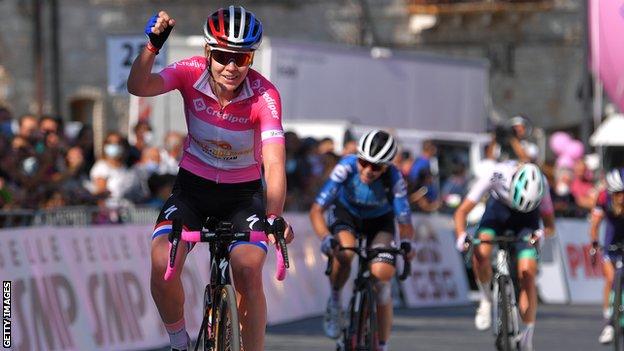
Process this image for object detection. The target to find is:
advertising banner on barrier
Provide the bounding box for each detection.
[400,214,470,307]
[555,218,604,304]
[0,218,333,351]
[1,213,474,350]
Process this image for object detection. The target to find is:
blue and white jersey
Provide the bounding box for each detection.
[315,155,412,224]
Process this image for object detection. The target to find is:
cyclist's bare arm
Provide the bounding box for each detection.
[263,143,286,215]
[309,203,330,240]
[541,212,556,237]
[127,11,175,96]
[262,143,293,243]
[589,209,605,243]
[453,198,477,238]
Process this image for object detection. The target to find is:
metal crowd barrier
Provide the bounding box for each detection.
[0,206,160,228]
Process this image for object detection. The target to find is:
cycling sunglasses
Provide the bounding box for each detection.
[210,50,254,67]
[357,158,384,172]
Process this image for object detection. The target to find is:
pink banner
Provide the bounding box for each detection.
[590,0,624,111]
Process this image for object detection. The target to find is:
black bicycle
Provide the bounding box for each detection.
[592,242,624,351]
[325,236,411,351]
[165,217,289,351]
[466,232,538,351]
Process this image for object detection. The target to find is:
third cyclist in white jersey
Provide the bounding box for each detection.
[454,161,555,351]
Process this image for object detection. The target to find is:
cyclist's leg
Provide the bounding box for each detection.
[150,190,200,349]
[472,198,507,331]
[228,185,268,351]
[327,203,358,293]
[332,229,357,290]
[473,198,505,302]
[369,229,396,348]
[517,256,538,323]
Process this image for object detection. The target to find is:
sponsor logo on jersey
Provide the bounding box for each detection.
[190,134,253,161]
[330,164,349,182]
[193,101,249,124]
[252,80,279,120]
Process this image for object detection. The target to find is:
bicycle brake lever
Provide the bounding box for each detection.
[164,219,183,280]
[273,217,290,269]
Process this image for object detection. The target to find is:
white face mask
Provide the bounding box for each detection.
[555,182,570,196]
[143,131,154,145]
[104,144,123,159]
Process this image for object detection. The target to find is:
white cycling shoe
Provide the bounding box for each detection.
[323,297,343,339]
[475,300,492,331]
[517,329,534,351]
[170,332,191,351]
[599,325,615,344]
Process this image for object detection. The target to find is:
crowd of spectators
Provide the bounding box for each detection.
[0,109,182,213]
[0,108,610,221]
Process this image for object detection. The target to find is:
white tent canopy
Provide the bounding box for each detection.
[590,114,624,146]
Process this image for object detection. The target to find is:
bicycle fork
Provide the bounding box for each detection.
[492,250,521,345]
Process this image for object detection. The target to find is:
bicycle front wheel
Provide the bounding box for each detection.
[355,281,378,351]
[495,275,513,351]
[214,285,241,351]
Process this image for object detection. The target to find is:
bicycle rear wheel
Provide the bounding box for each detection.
[495,275,513,351]
[354,281,378,351]
[214,285,241,351]
[615,268,623,351]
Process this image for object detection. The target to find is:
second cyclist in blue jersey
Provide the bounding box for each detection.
[309,130,414,351]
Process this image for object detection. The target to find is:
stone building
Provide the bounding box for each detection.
[0,0,589,145]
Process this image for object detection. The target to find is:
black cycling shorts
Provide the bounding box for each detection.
[151,168,267,252]
[327,202,397,265]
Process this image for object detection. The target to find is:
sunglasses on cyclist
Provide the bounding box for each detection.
[357,158,384,172]
[210,50,254,67]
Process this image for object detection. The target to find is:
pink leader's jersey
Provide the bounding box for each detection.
[159,56,285,183]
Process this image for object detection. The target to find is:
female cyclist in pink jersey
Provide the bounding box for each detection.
[128,6,293,351]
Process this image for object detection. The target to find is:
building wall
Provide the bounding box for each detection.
[0,0,586,135]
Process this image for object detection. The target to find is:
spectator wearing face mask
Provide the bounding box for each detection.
[90,131,139,207]
[127,121,154,166]
[159,131,184,175]
[132,146,163,202]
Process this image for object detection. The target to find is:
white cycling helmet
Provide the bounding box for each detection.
[357,129,398,164]
[509,163,545,212]
[606,168,624,193]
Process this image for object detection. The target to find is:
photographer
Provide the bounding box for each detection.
[495,115,538,163]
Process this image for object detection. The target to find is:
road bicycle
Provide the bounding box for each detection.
[325,235,411,351]
[466,232,538,351]
[165,217,289,351]
[591,242,624,351]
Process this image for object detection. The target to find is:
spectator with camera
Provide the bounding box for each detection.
[495,115,538,162]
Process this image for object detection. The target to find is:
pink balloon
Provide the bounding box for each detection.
[556,155,575,170]
[564,140,585,160]
[549,132,572,155]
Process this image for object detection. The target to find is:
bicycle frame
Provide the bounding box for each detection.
[326,235,411,351]
[468,234,535,351]
[491,247,521,345]
[165,217,289,351]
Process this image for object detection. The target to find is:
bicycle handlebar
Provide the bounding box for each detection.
[324,245,412,281]
[164,218,289,281]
